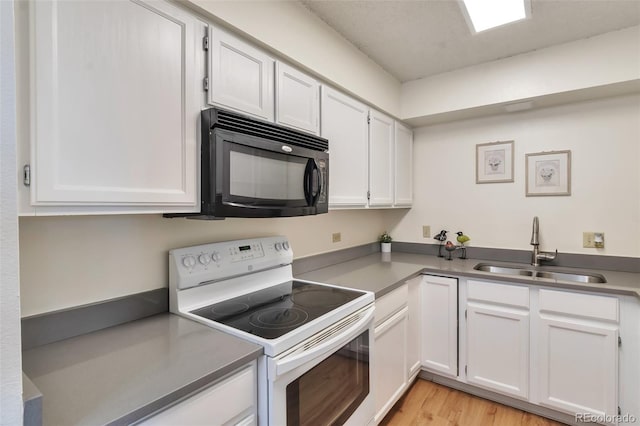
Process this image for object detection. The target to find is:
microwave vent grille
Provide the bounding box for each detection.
[213,109,328,152]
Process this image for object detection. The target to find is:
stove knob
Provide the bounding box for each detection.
[211,252,222,262]
[198,254,211,265]
[283,242,290,251]
[182,256,196,268]
[275,242,283,251]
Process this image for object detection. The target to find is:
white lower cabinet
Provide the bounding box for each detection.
[536,289,619,422]
[138,362,257,426]
[408,274,629,424]
[406,276,422,378]
[373,284,409,423]
[421,275,458,377]
[465,280,530,400]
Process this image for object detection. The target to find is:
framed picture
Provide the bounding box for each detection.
[525,150,571,196]
[476,141,514,184]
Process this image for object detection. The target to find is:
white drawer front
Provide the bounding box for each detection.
[139,363,256,426]
[539,289,619,322]
[375,284,408,326]
[468,280,529,308]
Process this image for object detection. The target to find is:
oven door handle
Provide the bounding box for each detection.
[270,304,374,379]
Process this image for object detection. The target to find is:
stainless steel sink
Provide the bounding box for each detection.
[534,270,607,283]
[473,263,607,284]
[473,264,535,277]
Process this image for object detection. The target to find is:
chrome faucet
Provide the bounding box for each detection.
[530,216,557,267]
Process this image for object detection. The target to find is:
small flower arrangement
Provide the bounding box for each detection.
[379,232,393,243]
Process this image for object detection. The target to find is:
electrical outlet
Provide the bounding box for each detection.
[423,225,431,238]
[583,232,605,248]
[332,232,341,243]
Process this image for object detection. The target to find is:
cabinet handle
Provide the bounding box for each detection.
[23,164,31,186]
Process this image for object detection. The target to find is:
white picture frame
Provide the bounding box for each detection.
[476,141,514,184]
[525,150,571,196]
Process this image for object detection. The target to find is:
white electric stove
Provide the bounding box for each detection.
[169,236,375,426]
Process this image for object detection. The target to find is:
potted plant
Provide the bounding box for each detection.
[379,232,392,253]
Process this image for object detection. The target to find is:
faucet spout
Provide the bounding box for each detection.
[530,216,557,267]
[530,216,539,246]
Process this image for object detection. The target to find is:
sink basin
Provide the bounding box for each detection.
[473,264,535,277]
[473,263,607,284]
[535,270,607,283]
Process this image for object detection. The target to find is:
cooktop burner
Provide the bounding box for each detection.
[189,280,365,339]
[249,307,309,329]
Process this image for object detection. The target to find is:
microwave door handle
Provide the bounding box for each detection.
[309,161,321,206]
[303,160,314,205]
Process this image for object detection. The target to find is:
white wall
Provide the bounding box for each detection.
[19,209,395,316]
[401,26,640,122]
[186,0,402,117]
[391,95,640,257]
[0,0,23,423]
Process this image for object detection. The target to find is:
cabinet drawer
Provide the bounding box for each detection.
[375,284,408,326]
[139,363,256,425]
[468,280,529,308]
[539,289,619,322]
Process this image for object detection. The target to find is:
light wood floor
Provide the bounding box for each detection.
[380,379,567,426]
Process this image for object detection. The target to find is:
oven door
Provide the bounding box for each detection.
[207,129,328,218]
[267,305,375,426]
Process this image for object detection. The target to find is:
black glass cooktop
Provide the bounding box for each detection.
[190,281,365,339]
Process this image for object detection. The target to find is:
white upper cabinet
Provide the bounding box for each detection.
[394,122,413,206]
[275,62,319,135]
[28,0,202,212]
[209,25,274,121]
[320,86,369,208]
[368,110,394,207]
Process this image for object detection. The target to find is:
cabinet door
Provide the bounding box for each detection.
[31,0,200,208]
[275,62,319,135]
[466,303,529,399]
[320,86,368,208]
[406,277,422,378]
[374,307,408,423]
[538,317,618,419]
[368,110,394,207]
[394,122,413,207]
[209,25,274,121]
[421,275,458,377]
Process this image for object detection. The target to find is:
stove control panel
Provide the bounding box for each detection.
[170,236,293,290]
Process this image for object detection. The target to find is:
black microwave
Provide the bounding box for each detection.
[166,107,328,220]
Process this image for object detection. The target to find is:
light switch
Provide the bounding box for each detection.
[583,232,604,248]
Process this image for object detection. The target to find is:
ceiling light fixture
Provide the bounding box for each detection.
[461,0,531,33]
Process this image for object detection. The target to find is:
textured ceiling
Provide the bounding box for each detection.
[300,0,640,82]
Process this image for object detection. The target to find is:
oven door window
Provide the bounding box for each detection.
[286,331,370,426]
[224,141,311,207]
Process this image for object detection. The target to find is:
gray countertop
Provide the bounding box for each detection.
[21,251,640,426]
[22,313,262,426]
[298,252,640,298]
